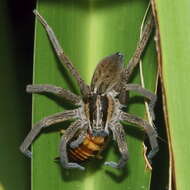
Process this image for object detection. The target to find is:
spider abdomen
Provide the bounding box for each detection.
[69,134,106,162]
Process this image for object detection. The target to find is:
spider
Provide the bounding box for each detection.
[20,10,158,170]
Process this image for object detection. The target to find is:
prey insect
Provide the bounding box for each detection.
[20,10,158,170]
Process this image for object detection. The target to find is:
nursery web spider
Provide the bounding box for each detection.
[20,10,158,170]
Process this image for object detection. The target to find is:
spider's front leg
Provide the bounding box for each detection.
[33,10,90,96]
[59,120,87,170]
[104,122,129,169]
[120,111,159,161]
[116,14,154,104]
[26,84,81,105]
[20,109,79,158]
[124,13,154,82]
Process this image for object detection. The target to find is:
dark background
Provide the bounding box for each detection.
[6,1,35,89]
[0,1,36,190]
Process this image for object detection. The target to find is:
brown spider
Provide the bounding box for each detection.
[20,10,158,170]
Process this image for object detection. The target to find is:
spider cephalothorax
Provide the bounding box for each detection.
[20,10,158,170]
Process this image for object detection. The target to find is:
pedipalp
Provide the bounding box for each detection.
[59,120,87,170]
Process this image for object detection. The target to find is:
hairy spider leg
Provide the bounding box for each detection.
[125,14,154,82]
[120,111,159,161]
[116,13,154,104]
[124,84,157,120]
[33,10,90,96]
[20,109,79,158]
[27,84,81,105]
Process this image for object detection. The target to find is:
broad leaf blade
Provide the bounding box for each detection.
[32,1,157,190]
[153,0,190,189]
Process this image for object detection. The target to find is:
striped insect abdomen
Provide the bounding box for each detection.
[69,133,106,162]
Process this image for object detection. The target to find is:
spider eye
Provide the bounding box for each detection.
[115,52,123,58]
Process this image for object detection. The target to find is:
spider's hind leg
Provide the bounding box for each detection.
[120,112,159,162]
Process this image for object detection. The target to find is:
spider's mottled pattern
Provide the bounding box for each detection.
[20,10,158,170]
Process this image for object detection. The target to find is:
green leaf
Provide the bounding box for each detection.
[153,0,190,189]
[32,1,157,190]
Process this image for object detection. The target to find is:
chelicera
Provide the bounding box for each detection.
[20,10,158,170]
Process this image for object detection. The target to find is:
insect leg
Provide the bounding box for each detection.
[59,120,85,170]
[104,122,129,169]
[69,123,88,148]
[20,109,79,158]
[120,111,159,161]
[124,84,157,120]
[26,84,81,105]
[33,10,90,96]
[124,14,154,81]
